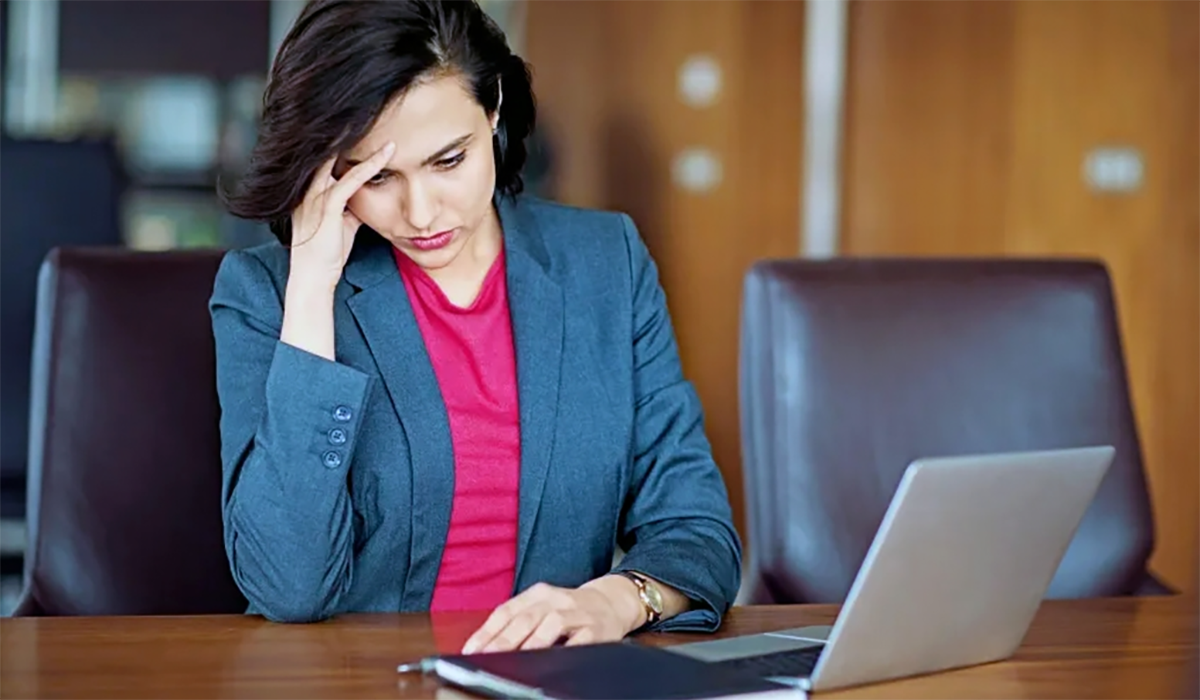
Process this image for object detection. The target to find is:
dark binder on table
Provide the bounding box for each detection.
[420,641,801,699]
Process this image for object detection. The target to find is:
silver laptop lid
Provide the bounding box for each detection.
[808,446,1114,692]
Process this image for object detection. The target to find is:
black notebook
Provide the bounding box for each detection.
[426,641,801,700]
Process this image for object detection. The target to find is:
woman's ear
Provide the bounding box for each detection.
[491,77,503,134]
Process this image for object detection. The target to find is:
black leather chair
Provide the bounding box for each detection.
[738,257,1174,605]
[14,248,246,615]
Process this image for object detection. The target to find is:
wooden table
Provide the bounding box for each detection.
[1,595,1195,698]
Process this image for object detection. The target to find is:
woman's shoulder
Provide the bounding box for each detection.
[516,195,628,232]
[210,240,291,312]
[508,194,647,280]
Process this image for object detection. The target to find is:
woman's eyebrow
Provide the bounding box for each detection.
[420,134,473,166]
[343,134,473,171]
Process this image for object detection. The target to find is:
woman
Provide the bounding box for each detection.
[212,0,741,653]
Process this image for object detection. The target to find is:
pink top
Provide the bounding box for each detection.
[394,248,521,612]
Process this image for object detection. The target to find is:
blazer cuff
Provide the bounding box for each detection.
[613,553,732,633]
[645,607,721,633]
[265,340,373,473]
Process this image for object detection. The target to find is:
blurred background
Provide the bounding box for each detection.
[0,0,1195,614]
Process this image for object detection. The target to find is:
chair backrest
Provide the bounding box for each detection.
[1,137,125,501]
[16,247,246,615]
[739,258,1160,604]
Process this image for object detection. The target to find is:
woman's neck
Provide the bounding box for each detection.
[425,205,503,308]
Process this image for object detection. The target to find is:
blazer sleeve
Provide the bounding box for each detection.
[610,214,744,632]
[209,250,373,622]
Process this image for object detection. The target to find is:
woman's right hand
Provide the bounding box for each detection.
[287,141,396,292]
[280,141,394,361]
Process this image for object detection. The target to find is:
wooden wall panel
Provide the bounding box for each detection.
[842,0,1198,592]
[520,2,605,210]
[524,1,806,542]
[1156,0,1199,596]
[842,0,1017,254]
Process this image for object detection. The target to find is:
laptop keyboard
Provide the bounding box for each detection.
[711,646,824,679]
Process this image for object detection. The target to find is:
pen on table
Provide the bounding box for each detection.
[396,657,438,674]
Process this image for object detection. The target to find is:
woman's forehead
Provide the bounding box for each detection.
[351,75,484,159]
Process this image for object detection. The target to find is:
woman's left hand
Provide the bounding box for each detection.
[461,578,643,654]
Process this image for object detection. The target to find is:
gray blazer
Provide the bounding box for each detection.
[209,194,742,628]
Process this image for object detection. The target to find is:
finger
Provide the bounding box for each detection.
[463,601,521,654]
[304,154,339,205]
[519,609,573,651]
[481,606,548,653]
[462,583,561,653]
[288,156,340,247]
[342,208,363,236]
[462,594,536,654]
[314,154,338,188]
[564,626,599,647]
[328,141,395,204]
[462,612,506,655]
[463,583,566,654]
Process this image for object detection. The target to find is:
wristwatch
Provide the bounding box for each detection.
[616,570,664,626]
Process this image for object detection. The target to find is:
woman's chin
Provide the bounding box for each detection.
[396,231,467,271]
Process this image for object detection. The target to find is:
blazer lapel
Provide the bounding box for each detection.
[342,236,454,611]
[499,197,564,586]
[340,195,565,601]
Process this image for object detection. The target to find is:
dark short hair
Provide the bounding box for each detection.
[221,0,536,244]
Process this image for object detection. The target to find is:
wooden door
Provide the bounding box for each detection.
[841,0,1199,592]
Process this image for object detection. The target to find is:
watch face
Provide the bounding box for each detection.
[643,582,664,614]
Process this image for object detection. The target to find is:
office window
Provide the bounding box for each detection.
[52,73,269,248]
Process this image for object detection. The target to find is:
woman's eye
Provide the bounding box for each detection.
[435,152,466,170]
[366,172,391,186]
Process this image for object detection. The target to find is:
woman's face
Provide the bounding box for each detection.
[336,73,500,273]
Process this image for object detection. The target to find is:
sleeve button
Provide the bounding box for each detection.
[322,451,343,469]
[328,428,347,445]
[333,405,353,422]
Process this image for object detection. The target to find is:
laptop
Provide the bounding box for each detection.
[665,446,1115,693]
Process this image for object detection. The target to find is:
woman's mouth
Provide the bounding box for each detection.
[408,229,455,251]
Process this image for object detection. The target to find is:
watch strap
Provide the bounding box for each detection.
[616,570,662,625]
